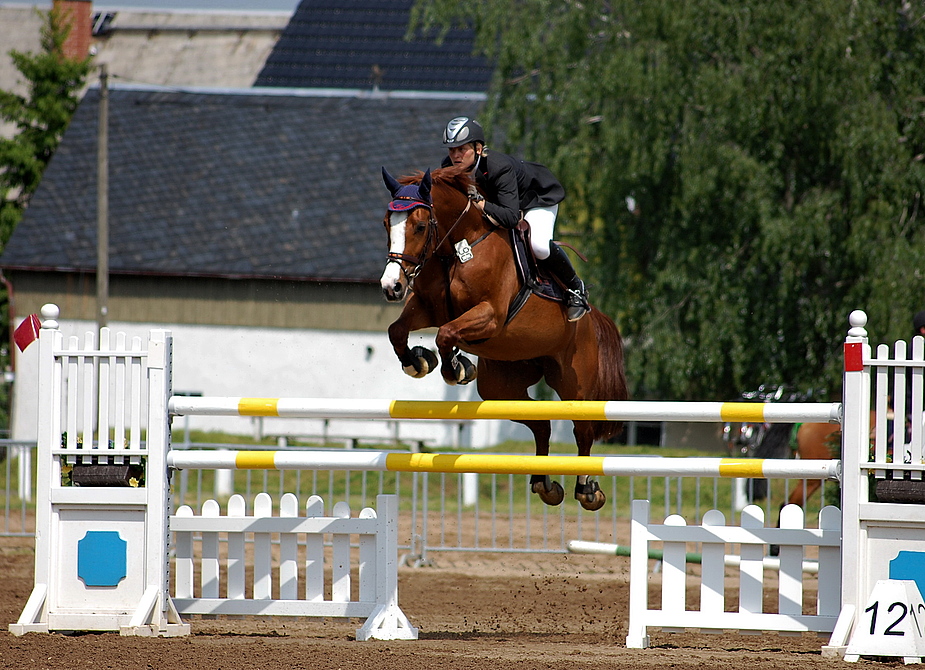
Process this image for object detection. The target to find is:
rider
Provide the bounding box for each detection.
[440,116,590,322]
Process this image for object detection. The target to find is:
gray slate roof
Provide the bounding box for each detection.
[0,86,482,282]
[255,0,492,93]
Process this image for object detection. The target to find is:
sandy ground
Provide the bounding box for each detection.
[0,533,905,670]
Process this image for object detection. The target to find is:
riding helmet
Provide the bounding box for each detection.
[442,117,485,148]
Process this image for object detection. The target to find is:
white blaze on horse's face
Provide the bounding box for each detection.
[381,211,409,301]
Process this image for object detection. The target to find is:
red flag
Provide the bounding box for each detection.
[13,314,41,352]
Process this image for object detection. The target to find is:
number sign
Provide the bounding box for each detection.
[845,580,925,663]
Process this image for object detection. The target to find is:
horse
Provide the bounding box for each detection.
[749,421,841,508]
[749,411,883,555]
[728,419,840,556]
[751,410,882,508]
[722,385,840,508]
[379,166,628,511]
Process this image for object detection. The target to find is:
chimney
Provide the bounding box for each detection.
[53,0,92,61]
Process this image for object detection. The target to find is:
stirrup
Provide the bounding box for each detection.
[566,283,590,322]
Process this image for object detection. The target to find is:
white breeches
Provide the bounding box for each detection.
[524,204,558,260]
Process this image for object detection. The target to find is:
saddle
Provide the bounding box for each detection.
[505,219,568,324]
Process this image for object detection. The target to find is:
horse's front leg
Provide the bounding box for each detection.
[434,301,502,385]
[388,296,438,378]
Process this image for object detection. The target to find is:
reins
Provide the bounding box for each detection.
[434,199,473,253]
[386,197,478,285]
[384,177,531,328]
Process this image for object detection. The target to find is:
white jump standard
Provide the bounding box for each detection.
[10,304,925,661]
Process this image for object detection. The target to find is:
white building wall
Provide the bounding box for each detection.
[11,316,575,448]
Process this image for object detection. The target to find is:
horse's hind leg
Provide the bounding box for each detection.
[477,359,564,506]
[524,419,565,506]
[546,356,607,512]
[573,421,606,511]
[787,479,821,508]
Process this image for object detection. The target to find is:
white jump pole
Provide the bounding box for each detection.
[166,449,840,480]
[168,397,842,424]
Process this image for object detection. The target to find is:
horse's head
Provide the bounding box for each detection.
[380,167,436,301]
[379,166,480,301]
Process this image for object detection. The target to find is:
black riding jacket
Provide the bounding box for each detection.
[441,151,566,230]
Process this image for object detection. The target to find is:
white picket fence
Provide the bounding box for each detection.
[170,492,416,641]
[626,500,843,647]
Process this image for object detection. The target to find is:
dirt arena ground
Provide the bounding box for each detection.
[0,535,905,670]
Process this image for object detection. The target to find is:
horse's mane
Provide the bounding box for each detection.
[398,166,474,195]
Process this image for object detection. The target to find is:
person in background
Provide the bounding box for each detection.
[914,310,925,338]
[900,309,925,451]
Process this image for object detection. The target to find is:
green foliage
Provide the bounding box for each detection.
[412,0,925,400]
[0,6,92,240]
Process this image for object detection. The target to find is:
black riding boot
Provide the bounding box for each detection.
[541,242,590,322]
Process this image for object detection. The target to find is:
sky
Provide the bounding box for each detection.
[1,0,301,12]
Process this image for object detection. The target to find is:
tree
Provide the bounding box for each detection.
[411,0,925,400]
[0,6,92,242]
[0,7,92,433]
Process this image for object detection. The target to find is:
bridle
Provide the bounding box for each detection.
[384,197,473,285]
[383,204,437,284]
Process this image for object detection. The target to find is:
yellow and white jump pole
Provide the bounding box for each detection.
[168,397,842,424]
[167,397,842,478]
[166,449,840,481]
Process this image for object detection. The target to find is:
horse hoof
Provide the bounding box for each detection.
[403,346,438,378]
[575,481,606,511]
[576,490,606,511]
[443,354,477,386]
[455,355,477,385]
[531,477,565,506]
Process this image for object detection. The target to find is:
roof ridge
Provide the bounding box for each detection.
[102,81,486,101]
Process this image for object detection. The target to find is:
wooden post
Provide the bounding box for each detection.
[97,64,109,331]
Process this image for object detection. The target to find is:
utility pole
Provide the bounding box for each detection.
[96,63,109,331]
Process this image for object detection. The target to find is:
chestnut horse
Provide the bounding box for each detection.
[753,417,876,556]
[744,421,839,508]
[753,413,876,511]
[379,166,628,511]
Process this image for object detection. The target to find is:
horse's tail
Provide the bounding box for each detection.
[587,307,628,442]
[748,422,794,501]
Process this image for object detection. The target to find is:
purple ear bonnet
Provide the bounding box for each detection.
[388,184,431,211]
[382,167,432,212]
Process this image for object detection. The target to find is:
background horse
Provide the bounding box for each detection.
[380,166,628,511]
[722,386,837,509]
[749,421,840,509]
[751,410,878,512]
